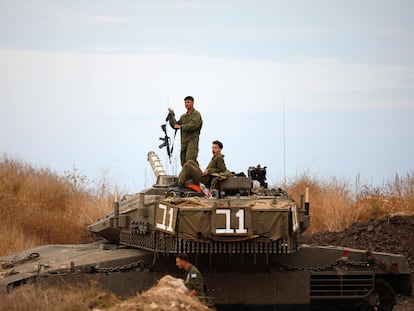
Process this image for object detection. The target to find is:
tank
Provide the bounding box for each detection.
[1,151,412,311]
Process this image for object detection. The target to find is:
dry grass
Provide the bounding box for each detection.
[285,170,414,233]
[0,156,112,256]
[286,174,357,232]
[0,276,209,311]
[0,283,119,311]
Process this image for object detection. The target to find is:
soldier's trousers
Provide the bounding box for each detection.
[180,139,199,166]
[178,160,203,185]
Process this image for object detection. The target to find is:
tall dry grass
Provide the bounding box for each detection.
[285,170,414,233]
[0,156,112,256]
[0,283,119,311]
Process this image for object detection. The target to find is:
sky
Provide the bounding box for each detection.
[1,0,413,193]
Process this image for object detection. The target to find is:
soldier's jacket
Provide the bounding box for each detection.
[206,154,226,175]
[169,109,203,143]
[201,154,231,188]
[185,264,205,302]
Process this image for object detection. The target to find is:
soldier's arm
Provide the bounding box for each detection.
[188,274,204,297]
[186,265,205,296]
[167,112,179,129]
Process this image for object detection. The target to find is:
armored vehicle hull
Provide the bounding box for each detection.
[1,242,411,310]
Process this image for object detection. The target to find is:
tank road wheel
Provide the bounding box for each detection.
[360,279,396,311]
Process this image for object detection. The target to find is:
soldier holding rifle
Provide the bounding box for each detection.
[167,96,203,166]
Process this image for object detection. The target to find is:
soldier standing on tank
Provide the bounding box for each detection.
[178,140,227,188]
[175,253,206,303]
[168,96,203,166]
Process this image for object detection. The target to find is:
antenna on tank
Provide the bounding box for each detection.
[283,97,287,185]
[165,96,170,172]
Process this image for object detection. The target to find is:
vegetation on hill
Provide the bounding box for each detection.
[0,156,112,256]
[285,170,414,232]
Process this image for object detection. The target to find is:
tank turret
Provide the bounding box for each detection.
[88,151,310,257]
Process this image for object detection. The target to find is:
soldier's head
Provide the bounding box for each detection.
[184,96,194,112]
[176,253,190,270]
[212,140,223,156]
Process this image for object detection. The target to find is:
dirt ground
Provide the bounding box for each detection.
[302,215,414,310]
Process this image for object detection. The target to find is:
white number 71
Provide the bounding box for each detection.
[156,204,174,233]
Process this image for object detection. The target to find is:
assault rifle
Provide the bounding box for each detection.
[159,124,172,159]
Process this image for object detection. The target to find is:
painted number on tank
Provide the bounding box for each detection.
[156,203,176,234]
[215,208,248,234]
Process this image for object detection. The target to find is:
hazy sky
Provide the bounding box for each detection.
[1,1,413,192]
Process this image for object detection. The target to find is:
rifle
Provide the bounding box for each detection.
[159,124,171,159]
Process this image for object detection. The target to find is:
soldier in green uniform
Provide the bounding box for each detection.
[168,96,203,166]
[178,140,227,187]
[175,253,205,303]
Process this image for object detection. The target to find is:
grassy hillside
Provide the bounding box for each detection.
[286,171,414,232]
[0,156,112,256]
